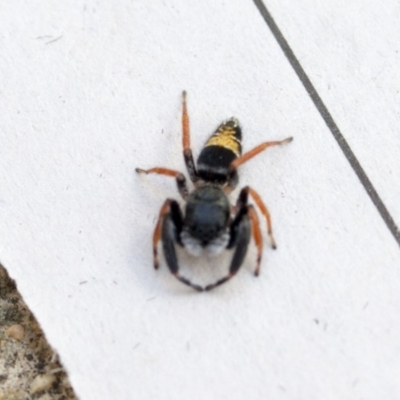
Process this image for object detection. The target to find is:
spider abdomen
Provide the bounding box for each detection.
[197,118,242,184]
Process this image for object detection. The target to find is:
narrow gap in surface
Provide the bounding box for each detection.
[253,0,400,248]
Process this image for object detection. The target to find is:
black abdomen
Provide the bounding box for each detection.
[197,118,242,184]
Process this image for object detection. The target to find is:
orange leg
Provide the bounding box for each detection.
[136,167,181,178]
[136,167,189,200]
[247,205,263,276]
[181,91,198,182]
[246,186,276,249]
[182,91,190,150]
[152,199,172,270]
[230,137,293,169]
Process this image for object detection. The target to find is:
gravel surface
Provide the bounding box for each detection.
[0,264,77,400]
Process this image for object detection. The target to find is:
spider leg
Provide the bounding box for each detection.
[182,91,199,183]
[234,188,265,273]
[247,205,263,276]
[226,137,292,192]
[230,137,293,169]
[152,199,181,269]
[204,207,251,291]
[159,200,203,292]
[136,167,189,200]
[236,186,276,249]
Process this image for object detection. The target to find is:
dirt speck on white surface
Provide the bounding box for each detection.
[0,264,78,400]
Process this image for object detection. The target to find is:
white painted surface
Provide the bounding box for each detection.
[267,0,400,227]
[0,1,400,399]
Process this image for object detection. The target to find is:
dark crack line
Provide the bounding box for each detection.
[253,0,400,248]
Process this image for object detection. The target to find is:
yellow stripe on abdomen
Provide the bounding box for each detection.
[205,123,241,157]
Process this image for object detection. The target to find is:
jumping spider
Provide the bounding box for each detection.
[136,91,292,291]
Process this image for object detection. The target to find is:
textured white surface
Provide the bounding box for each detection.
[1,1,400,399]
[267,0,400,227]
